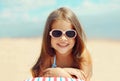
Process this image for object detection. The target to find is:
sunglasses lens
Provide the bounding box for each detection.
[66,30,76,38]
[52,30,62,37]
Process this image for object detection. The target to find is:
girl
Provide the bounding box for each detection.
[31,7,92,81]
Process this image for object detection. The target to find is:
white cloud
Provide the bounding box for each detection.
[21,0,55,9]
[74,0,120,16]
[1,0,56,10]
[21,13,40,23]
[1,0,120,23]
[0,9,40,24]
[0,9,18,23]
[0,0,56,23]
[1,10,12,18]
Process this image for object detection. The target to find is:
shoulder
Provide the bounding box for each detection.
[41,55,53,68]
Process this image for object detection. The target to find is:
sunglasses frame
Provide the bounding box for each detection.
[49,29,77,38]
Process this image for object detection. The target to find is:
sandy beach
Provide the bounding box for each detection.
[0,38,120,81]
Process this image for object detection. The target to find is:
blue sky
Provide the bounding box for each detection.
[0,0,120,39]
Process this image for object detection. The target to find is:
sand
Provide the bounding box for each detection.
[0,38,120,81]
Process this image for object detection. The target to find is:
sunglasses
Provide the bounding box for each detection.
[49,29,77,38]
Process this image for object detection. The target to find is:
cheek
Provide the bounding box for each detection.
[70,39,76,47]
[51,38,56,47]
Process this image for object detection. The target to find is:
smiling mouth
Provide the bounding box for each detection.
[57,43,69,47]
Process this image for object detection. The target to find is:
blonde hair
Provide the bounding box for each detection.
[31,7,86,77]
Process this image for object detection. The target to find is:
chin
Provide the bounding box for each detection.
[57,51,70,55]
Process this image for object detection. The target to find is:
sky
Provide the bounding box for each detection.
[0,0,120,39]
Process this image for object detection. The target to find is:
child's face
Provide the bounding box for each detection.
[50,20,76,55]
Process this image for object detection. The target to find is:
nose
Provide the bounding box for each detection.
[60,35,68,41]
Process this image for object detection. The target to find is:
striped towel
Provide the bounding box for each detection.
[24,77,83,81]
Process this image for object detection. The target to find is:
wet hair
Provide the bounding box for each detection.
[31,7,86,77]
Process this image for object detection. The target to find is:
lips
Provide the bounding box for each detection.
[57,43,69,47]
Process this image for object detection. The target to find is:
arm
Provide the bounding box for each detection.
[41,67,86,80]
[39,49,92,81]
[63,49,92,80]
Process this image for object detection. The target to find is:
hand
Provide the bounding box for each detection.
[41,67,72,78]
[63,68,86,80]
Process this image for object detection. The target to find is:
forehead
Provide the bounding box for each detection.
[51,20,73,30]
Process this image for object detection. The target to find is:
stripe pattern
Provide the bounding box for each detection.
[24,77,83,81]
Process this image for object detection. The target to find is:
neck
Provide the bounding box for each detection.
[55,53,74,67]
